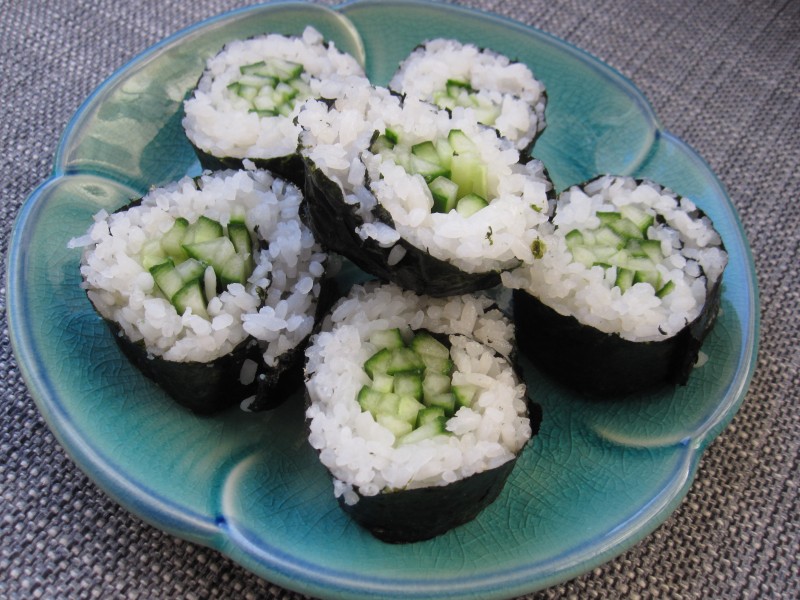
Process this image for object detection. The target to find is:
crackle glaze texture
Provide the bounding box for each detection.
[7,2,757,599]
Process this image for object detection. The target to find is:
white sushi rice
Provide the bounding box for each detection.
[305,283,531,504]
[298,89,552,274]
[182,26,366,161]
[70,169,327,366]
[389,38,546,149]
[364,97,552,272]
[502,176,728,342]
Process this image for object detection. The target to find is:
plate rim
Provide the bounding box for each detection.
[6,1,760,598]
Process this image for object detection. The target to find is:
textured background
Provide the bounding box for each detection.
[1,0,798,598]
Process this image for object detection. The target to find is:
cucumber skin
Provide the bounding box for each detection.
[302,156,501,297]
[511,276,723,395]
[335,401,542,544]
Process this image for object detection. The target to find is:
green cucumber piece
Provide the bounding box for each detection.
[615,267,635,292]
[397,396,425,424]
[452,384,478,408]
[219,253,248,286]
[409,155,449,182]
[595,226,625,249]
[633,269,661,290]
[410,331,450,359]
[183,216,224,246]
[565,229,584,249]
[161,217,189,261]
[416,406,446,427]
[175,258,206,283]
[445,78,473,92]
[375,393,400,416]
[377,413,413,438]
[172,280,208,319]
[619,204,655,233]
[570,246,597,268]
[411,141,442,165]
[371,373,395,394]
[447,129,477,155]
[396,418,447,445]
[384,128,399,145]
[140,240,167,270]
[596,211,621,225]
[422,372,451,401]
[609,217,645,240]
[150,259,183,299]
[426,392,456,415]
[450,154,487,199]
[369,328,405,350]
[471,101,501,125]
[183,237,237,272]
[393,372,423,401]
[429,176,459,213]
[434,139,454,168]
[656,280,676,298]
[639,239,664,262]
[227,221,253,256]
[456,193,488,217]
[364,348,393,379]
[371,134,396,153]
[357,385,384,414]
[386,347,426,376]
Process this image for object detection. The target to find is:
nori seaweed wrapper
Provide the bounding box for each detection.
[189,146,306,190]
[99,272,339,415]
[512,274,724,396]
[105,319,261,414]
[337,401,542,544]
[302,157,501,297]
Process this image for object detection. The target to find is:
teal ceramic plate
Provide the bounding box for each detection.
[7,1,758,598]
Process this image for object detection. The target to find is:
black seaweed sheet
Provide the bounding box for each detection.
[107,320,259,414]
[191,148,306,190]
[512,274,723,396]
[337,402,542,544]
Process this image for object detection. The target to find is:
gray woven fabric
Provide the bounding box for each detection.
[1,0,797,598]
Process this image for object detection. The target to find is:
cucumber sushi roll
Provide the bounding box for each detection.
[299,91,553,296]
[502,175,728,395]
[389,39,546,151]
[305,282,539,543]
[182,26,366,183]
[70,169,328,413]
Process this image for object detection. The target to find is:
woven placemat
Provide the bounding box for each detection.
[2,0,797,598]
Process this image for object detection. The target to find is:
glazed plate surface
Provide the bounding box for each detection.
[7,2,758,598]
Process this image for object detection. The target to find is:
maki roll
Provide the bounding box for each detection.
[182,26,366,183]
[502,175,728,395]
[70,169,328,413]
[305,282,539,543]
[299,90,553,296]
[389,38,547,151]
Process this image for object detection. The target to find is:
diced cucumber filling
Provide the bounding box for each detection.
[370,128,491,216]
[360,329,478,444]
[564,206,675,296]
[431,79,501,125]
[143,215,256,319]
[227,59,310,117]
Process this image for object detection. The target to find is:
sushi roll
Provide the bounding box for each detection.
[389,39,547,151]
[182,26,366,184]
[502,175,728,395]
[305,282,539,543]
[69,169,329,413]
[298,90,553,296]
